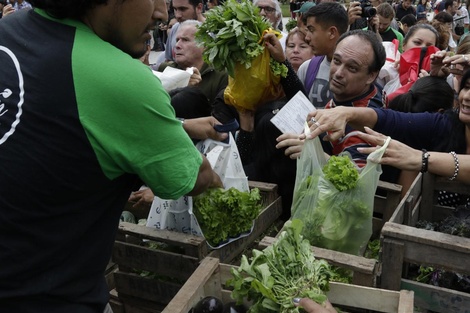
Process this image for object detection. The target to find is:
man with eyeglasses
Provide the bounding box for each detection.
[254,0,287,49]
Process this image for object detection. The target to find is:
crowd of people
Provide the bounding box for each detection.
[1,0,470,312]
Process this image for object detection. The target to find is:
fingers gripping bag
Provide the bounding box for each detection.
[291,125,391,255]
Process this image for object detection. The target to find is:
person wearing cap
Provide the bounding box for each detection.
[294,1,316,30]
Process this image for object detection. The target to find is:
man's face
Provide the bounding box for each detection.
[90,0,159,59]
[172,0,198,23]
[256,0,278,28]
[329,35,377,102]
[378,15,392,33]
[304,17,334,56]
[402,0,412,9]
[451,1,459,15]
[174,24,204,68]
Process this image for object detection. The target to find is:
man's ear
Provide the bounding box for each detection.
[329,26,338,40]
[367,71,379,85]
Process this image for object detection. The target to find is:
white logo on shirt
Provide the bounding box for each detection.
[0,46,24,145]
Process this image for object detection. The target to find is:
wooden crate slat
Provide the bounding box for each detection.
[113,241,199,280]
[114,271,183,304]
[382,222,470,255]
[116,222,207,259]
[401,279,470,313]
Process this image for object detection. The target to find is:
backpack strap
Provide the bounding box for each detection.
[304,55,326,93]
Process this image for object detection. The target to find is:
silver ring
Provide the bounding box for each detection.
[310,117,321,128]
[464,55,469,62]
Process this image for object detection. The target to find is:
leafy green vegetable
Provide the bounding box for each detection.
[291,156,371,255]
[195,0,287,78]
[323,156,359,192]
[193,187,262,247]
[227,219,334,313]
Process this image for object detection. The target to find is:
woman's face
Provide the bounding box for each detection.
[458,78,470,125]
[403,28,437,51]
[285,32,314,72]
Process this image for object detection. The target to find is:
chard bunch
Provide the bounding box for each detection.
[195,0,287,78]
[228,219,333,313]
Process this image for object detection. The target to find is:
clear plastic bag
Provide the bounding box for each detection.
[291,132,390,255]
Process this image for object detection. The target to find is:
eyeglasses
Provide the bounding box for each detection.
[258,6,276,14]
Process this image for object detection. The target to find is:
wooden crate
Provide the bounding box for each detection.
[112,181,282,312]
[162,257,414,313]
[380,172,470,313]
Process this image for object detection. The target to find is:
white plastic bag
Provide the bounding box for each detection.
[146,133,250,247]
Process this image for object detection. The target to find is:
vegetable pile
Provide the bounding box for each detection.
[195,0,287,78]
[193,187,262,247]
[227,219,333,313]
[291,155,371,255]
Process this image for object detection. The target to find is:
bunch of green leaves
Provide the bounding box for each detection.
[285,18,298,32]
[195,0,287,78]
[193,187,262,247]
[322,155,359,192]
[227,219,334,313]
[364,239,381,260]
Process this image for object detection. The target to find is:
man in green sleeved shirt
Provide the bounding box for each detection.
[0,1,223,312]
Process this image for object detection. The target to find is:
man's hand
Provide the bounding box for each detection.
[276,133,305,159]
[348,2,363,25]
[183,116,229,141]
[128,188,155,209]
[188,67,202,86]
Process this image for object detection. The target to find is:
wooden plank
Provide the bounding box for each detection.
[389,173,422,224]
[380,238,404,291]
[116,222,208,259]
[401,279,470,313]
[382,222,470,255]
[114,271,183,304]
[112,241,199,281]
[328,282,403,313]
[208,197,282,263]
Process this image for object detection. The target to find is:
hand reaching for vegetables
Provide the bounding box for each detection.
[293,298,337,313]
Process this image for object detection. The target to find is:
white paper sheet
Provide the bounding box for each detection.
[152,66,192,92]
[270,91,316,135]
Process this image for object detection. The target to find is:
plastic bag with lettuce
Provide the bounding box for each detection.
[291,126,390,255]
[195,0,286,112]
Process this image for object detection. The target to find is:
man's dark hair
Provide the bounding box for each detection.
[400,13,417,26]
[302,2,349,35]
[186,0,204,6]
[336,29,386,73]
[29,0,108,19]
[444,0,455,11]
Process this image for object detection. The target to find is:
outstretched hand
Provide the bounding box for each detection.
[293,298,337,313]
[184,116,229,142]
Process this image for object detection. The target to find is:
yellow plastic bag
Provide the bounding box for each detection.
[224,36,284,111]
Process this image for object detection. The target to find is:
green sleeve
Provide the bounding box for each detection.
[72,30,202,199]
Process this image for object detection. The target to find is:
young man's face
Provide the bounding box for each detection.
[329,35,377,102]
[402,0,412,9]
[304,16,334,56]
[378,14,392,33]
[172,0,199,23]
